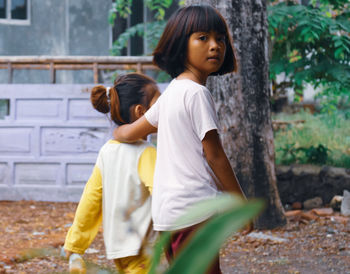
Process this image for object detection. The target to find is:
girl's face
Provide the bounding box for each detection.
[185,31,226,83]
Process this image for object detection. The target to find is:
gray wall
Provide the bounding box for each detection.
[0,0,112,83]
[0,83,168,202]
[0,84,112,202]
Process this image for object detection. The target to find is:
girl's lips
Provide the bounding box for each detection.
[207,57,220,62]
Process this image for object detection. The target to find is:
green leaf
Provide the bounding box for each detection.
[108,12,116,25]
[268,1,350,101]
[149,231,171,274]
[158,8,165,20]
[173,193,245,228]
[335,47,344,59]
[165,199,264,274]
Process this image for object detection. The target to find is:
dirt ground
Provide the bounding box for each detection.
[0,200,349,274]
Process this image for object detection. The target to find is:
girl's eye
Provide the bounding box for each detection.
[217,36,226,43]
[199,35,207,41]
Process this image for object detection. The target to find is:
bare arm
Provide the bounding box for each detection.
[113,116,157,143]
[202,130,245,197]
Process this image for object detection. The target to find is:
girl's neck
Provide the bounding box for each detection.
[177,69,207,86]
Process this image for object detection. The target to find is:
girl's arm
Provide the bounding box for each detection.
[203,130,253,233]
[113,116,157,143]
[202,129,245,197]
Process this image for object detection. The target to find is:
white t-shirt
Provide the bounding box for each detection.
[145,78,221,231]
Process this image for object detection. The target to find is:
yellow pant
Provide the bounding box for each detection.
[114,253,150,274]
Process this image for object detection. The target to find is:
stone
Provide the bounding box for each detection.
[284,210,302,217]
[341,190,350,216]
[326,227,336,234]
[284,204,292,211]
[330,195,343,211]
[32,231,45,236]
[85,248,99,254]
[247,232,288,243]
[303,197,323,210]
[292,202,302,210]
[301,211,318,221]
[327,167,350,179]
[312,208,334,216]
[276,164,350,207]
[330,216,349,225]
[291,164,321,176]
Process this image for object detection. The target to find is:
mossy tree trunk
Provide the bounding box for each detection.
[186,0,286,229]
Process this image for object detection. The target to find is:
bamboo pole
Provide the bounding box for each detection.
[93,62,98,84]
[0,56,154,64]
[0,64,158,70]
[0,56,159,84]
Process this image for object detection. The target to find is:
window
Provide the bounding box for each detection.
[0,0,30,24]
[0,99,9,119]
[112,0,179,56]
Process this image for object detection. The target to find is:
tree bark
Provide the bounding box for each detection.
[186,0,286,228]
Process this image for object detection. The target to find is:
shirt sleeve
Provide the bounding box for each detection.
[137,146,157,194]
[188,87,219,141]
[64,165,103,254]
[144,96,160,128]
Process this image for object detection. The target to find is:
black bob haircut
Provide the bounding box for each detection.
[153,5,237,78]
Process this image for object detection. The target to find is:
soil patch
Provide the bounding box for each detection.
[0,200,349,273]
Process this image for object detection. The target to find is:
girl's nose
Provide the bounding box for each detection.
[209,37,220,50]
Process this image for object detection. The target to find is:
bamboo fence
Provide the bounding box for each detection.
[0,56,158,84]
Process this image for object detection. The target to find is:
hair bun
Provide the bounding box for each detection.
[90,85,110,114]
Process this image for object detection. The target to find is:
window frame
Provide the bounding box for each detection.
[0,0,31,25]
[110,0,180,56]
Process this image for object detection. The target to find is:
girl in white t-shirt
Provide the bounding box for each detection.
[113,5,246,273]
[64,73,160,274]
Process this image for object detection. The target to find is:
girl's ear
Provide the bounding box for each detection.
[133,104,147,120]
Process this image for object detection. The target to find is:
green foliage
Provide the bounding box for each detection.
[274,110,350,168]
[268,1,350,110]
[300,144,330,164]
[278,143,330,165]
[108,0,133,24]
[145,0,173,20]
[110,21,167,56]
[316,84,350,114]
[150,194,264,274]
[109,0,173,56]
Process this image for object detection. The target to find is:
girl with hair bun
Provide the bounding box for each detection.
[64,73,160,274]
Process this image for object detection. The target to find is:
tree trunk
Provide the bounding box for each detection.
[186,0,286,229]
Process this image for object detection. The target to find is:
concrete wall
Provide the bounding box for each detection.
[0,84,112,201]
[0,0,111,83]
[0,82,168,202]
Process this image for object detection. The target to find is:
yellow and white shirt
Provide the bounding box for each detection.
[64,140,156,260]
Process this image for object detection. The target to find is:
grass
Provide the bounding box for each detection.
[273,109,350,168]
